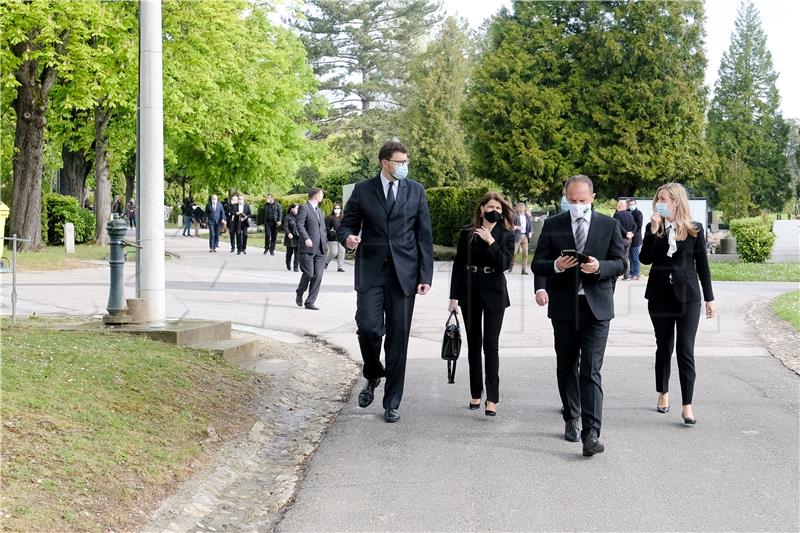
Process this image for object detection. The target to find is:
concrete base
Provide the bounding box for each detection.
[103,314,132,325]
[126,298,149,324]
[104,319,232,345]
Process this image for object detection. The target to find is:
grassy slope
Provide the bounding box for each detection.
[772,290,800,331]
[0,318,264,532]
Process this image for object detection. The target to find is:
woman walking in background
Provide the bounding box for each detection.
[325,203,346,272]
[640,183,715,425]
[448,192,516,416]
[284,203,300,272]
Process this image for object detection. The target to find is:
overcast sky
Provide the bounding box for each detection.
[442,0,800,119]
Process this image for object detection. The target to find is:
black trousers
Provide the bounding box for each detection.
[235,229,248,252]
[264,221,278,252]
[461,299,504,403]
[552,296,609,440]
[355,261,416,410]
[296,252,325,304]
[648,295,701,405]
[285,246,299,269]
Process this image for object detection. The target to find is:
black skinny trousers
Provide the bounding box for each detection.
[461,299,505,403]
[648,295,701,405]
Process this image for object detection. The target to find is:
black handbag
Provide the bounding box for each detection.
[441,311,462,384]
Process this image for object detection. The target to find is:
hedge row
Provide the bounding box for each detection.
[426,186,489,246]
[43,193,95,245]
[729,216,775,263]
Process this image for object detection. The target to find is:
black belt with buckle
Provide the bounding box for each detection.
[466,265,495,273]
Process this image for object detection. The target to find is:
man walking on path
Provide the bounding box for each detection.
[232,194,252,255]
[511,201,533,274]
[295,188,328,311]
[533,174,626,456]
[262,194,283,256]
[338,140,434,423]
[205,194,225,252]
[627,198,644,280]
[613,199,638,280]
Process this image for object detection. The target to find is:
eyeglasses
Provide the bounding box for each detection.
[387,159,409,166]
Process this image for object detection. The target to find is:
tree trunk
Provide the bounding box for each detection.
[93,104,113,245]
[9,69,52,251]
[123,152,135,204]
[60,144,91,202]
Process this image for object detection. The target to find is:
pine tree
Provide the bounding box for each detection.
[401,17,473,188]
[707,0,790,213]
[294,0,441,160]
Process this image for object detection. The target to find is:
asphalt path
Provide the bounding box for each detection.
[2,230,798,531]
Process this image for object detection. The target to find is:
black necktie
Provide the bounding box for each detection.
[387,181,396,211]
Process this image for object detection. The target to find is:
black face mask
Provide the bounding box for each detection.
[483,210,503,223]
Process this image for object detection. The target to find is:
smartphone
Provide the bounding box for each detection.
[560,249,590,264]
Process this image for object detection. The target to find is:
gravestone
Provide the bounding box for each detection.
[64,223,76,253]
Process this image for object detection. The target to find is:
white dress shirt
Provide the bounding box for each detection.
[535,210,594,295]
[380,171,400,201]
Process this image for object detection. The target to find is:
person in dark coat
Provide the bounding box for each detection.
[613,199,638,280]
[627,198,644,280]
[295,188,328,309]
[325,203,346,272]
[448,192,516,416]
[231,194,252,254]
[262,194,283,255]
[640,182,715,425]
[283,203,300,271]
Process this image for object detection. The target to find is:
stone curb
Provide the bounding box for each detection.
[744,296,800,375]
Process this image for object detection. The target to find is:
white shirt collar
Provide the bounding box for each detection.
[380,172,398,198]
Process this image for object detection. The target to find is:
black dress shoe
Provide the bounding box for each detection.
[358,379,380,408]
[682,415,697,425]
[565,418,580,442]
[582,430,605,456]
[263,250,268,254]
[484,401,496,417]
[384,408,400,423]
[657,405,670,413]
[295,293,303,307]
[304,303,320,310]
[468,400,481,410]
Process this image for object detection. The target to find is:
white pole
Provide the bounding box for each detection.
[137,0,166,322]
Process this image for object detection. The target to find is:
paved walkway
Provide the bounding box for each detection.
[2,232,799,531]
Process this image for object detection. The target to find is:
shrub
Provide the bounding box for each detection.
[44,193,96,245]
[729,216,775,263]
[427,186,489,246]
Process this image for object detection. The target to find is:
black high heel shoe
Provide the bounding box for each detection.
[657,405,670,413]
[468,400,481,410]
[485,401,496,417]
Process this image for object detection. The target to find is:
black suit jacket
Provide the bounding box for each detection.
[296,202,328,256]
[338,175,434,297]
[630,208,643,246]
[532,211,627,321]
[449,224,515,312]
[640,222,714,303]
[231,204,251,232]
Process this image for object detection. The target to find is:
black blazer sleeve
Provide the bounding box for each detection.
[414,188,434,286]
[449,229,468,300]
[693,224,714,302]
[338,187,362,247]
[296,204,310,242]
[486,227,515,272]
[640,223,657,265]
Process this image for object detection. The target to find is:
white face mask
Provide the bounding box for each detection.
[568,202,591,219]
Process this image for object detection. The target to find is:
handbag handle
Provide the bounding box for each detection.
[445,310,459,329]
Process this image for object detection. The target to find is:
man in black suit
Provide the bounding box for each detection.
[262,194,283,256]
[295,187,328,310]
[338,140,434,423]
[232,194,252,255]
[205,194,225,252]
[613,199,638,280]
[533,175,626,456]
[627,198,644,280]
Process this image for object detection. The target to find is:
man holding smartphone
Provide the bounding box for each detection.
[533,175,626,456]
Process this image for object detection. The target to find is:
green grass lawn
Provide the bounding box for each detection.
[3,244,110,272]
[634,262,799,281]
[0,317,263,532]
[772,290,800,331]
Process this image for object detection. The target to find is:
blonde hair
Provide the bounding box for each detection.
[652,182,698,241]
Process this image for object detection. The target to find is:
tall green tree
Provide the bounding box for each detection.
[463,1,712,203]
[1,0,94,250]
[400,16,473,188]
[706,0,790,213]
[294,0,441,160]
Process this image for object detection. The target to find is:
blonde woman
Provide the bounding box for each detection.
[640,183,715,425]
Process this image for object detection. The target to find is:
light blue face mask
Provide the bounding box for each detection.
[393,163,408,180]
[560,196,570,213]
[655,202,672,218]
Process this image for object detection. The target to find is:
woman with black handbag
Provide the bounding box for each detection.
[448,192,516,416]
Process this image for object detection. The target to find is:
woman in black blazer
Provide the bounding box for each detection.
[640,183,715,425]
[448,192,516,416]
[283,204,300,272]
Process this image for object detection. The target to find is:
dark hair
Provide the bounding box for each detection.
[564,174,594,194]
[308,187,323,199]
[331,204,342,217]
[289,203,299,211]
[471,192,515,232]
[378,140,408,162]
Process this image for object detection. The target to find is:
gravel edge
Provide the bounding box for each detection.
[744,297,800,376]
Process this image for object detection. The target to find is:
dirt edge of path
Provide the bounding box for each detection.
[744,297,800,376]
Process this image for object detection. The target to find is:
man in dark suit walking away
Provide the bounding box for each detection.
[613,199,638,280]
[295,187,328,310]
[533,175,626,456]
[205,194,225,252]
[338,140,434,423]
